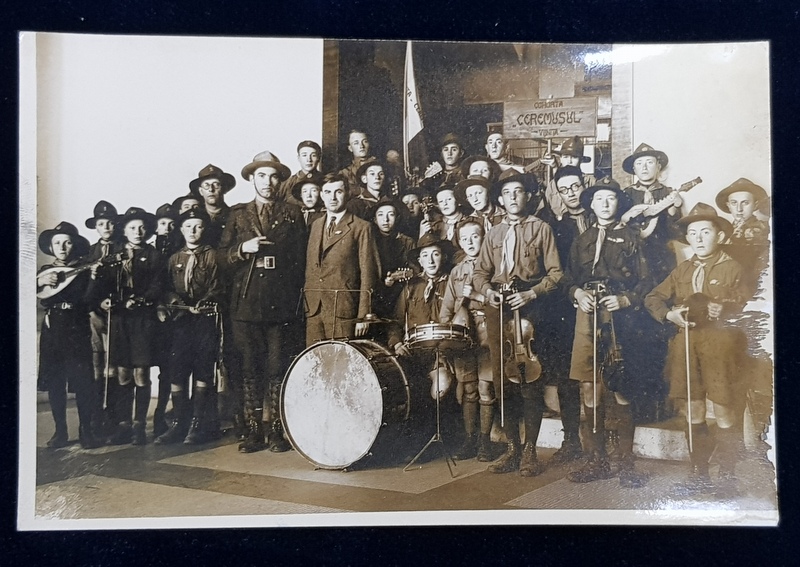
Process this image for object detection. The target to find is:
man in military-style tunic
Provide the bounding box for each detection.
[219,150,307,454]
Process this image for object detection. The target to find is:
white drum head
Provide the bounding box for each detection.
[282,341,384,469]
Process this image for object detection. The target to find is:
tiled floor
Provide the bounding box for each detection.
[27,401,778,527]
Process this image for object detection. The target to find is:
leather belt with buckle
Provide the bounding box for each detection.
[255,256,275,269]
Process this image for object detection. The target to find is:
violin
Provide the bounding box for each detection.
[599,315,625,391]
[501,279,542,382]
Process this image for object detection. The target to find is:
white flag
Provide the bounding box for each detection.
[404,41,424,172]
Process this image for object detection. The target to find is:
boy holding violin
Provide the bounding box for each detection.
[473,169,563,477]
[562,178,652,488]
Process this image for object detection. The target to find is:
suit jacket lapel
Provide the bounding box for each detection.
[322,212,353,255]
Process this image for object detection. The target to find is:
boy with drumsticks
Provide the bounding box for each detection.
[155,208,224,445]
[439,218,495,461]
[645,203,748,496]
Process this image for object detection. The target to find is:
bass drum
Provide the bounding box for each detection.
[281,340,411,470]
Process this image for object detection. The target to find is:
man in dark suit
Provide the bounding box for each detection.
[304,173,380,345]
[219,150,306,453]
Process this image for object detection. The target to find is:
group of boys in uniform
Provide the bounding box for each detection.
[37,127,771,496]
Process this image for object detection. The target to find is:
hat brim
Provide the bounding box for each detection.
[454,177,493,207]
[84,213,119,229]
[714,184,770,214]
[407,238,456,266]
[241,161,292,182]
[579,186,633,218]
[189,172,237,196]
[38,229,91,257]
[119,212,157,239]
[552,150,591,163]
[676,212,734,243]
[622,150,669,175]
[291,177,323,203]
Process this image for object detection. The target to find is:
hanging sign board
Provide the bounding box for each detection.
[503,97,597,139]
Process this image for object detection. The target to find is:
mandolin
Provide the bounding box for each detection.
[621,177,702,238]
[501,279,543,383]
[37,254,122,299]
[385,268,415,286]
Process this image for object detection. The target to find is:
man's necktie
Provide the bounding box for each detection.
[184,249,197,298]
[692,260,707,294]
[327,217,337,238]
[499,220,521,276]
[591,225,607,274]
[259,202,271,231]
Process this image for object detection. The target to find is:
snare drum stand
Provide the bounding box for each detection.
[403,345,457,477]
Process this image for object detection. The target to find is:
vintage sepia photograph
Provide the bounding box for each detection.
[18,34,775,528]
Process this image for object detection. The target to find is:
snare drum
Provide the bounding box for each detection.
[405,323,472,351]
[281,340,411,469]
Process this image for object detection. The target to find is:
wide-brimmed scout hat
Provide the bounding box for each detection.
[676,202,734,242]
[460,155,501,181]
[38,221,90,257]
[454,175,493,208]
[172,194,202,213]
[491,168,540,203]
[439,132,464,150]
[177,206,211,228]
[154,203,178,221]
[118,207,157,238]
[408,232,456,267]
[714,178,770,214]
[355,157,386,185]
[579,177,633,217]
[85,200,119,229]
[622,142,669,174]
[553,136,591,163]
[290,171,325,203]
[189,164,236,197]
[241,151,291,181]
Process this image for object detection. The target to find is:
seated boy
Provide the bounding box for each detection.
[645,203,748,495]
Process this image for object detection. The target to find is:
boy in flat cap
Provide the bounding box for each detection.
[473,169,563,476]
[562,178,652,488]
[102,207,166,445]
[37,222,102,449]
[280,140,322,207]
[715,178,770,298]
[155,208,224,445]
[220,150,306,453]
[189,164,236,248]
[645,203,748,496]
